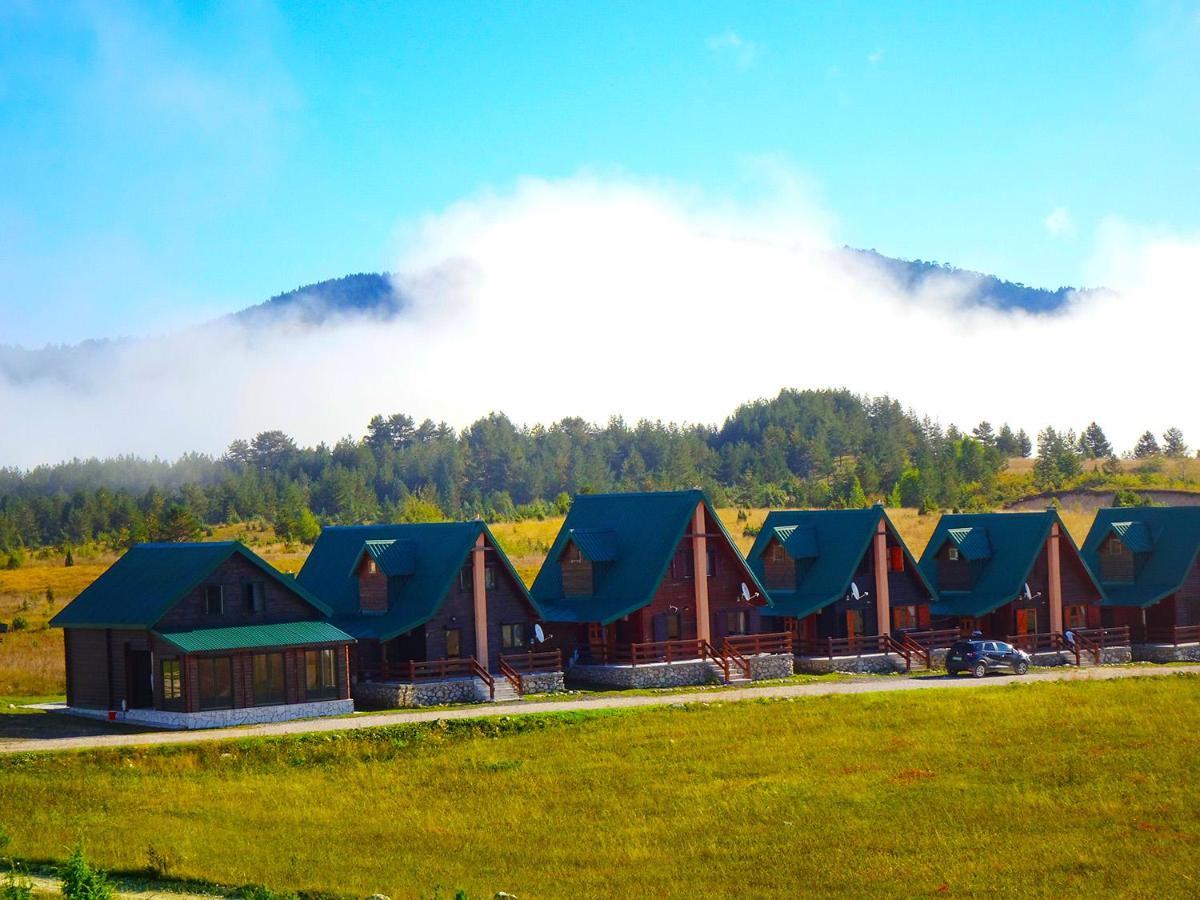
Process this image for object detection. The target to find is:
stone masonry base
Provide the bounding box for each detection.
[1131,642,1200,663]
[568,654,794,689]
[1028,647,1133,667]
[354,678,479,709]
[794,653,909,675]
[60,699,354,730]
[518,671,566,694]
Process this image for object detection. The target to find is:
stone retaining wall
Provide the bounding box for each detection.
[748,653,795,680]
[353,678,478,709]
[1028,647,1133,667]
[519,671,565,694]
[63,699,354,730]
[1131,642,1200,663]
[568,660,718,689]
[794,653,909,675]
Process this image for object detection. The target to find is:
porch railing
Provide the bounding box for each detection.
[718,639,752,680]
[498,650,563,696]
[1145,624,1200,646]
[898,628,960,651]
[723,631,792,657]
[360,656,494,700]
[584,638,745,682]
[897,632,931,669]
[1006,631,1070,661]
[795,633,894,659]
[1071,626,1130,664]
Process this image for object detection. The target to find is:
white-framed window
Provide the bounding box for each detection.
[948,547,960,561]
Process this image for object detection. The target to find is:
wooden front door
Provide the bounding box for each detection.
[847,609,866,642]
[127,650,154,709]
[1016,608,1039,636]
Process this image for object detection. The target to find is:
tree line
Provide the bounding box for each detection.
[0,388,1190,558]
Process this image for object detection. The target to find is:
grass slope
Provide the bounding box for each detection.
[0,676,1197,898]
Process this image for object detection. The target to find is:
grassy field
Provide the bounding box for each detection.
[0,676,1197,897]
[0,505,1111,698]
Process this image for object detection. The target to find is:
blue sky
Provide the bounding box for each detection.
[2,0,1198,345]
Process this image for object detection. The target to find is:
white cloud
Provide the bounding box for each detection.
[1044,206,1077,238]
[2,173,1198,467]
[707,30,759,68]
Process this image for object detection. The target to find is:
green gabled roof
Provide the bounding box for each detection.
[920,510,1097,618]
[355,539,417,577]
[746,506,933,619]
[946,527,992,560]
[49,542,331,630]
[1082,506,1200,608]
[298,521,541,641]
[569,528,619,562]
[156,621,353,654]
[531,490,769,625]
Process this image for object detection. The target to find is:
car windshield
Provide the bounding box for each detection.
[951,641,982,653]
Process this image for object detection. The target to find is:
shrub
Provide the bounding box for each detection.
[9,617,27,632]
[1,870,34,900]
[145,844,172,879]
[60,843,112,900]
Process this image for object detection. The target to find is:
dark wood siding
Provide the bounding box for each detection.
[155,555,320,631]
[561,542,593,597]
[64,628,110,709]
[762,538,794,590]
[935,543,976,591]
[357,556,388,613]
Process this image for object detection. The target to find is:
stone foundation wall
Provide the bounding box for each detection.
[568,661,718,689]
[64,699,354,730]
[747,654,795,680]
[353,678,478,710]
[1131,642,1200,663]
[1029,646,1133,667]
[794,653,909,675]
[519,671,565,694]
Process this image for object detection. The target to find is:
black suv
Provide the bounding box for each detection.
[946,640,1030,677]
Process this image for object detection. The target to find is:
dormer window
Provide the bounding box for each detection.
[948,547,960,561]
[771,544,786,563]
[568,545,582,564]
[1099,535,1134,583]
[367,559,378,575]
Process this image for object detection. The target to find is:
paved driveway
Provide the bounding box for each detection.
[2,665,1190,755]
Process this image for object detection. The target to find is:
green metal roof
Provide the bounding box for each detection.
[356,539,417,577]
[298,521,541,641]
[531,490,770,625]
[920,510,1099,618]
[747,506,934,619]
[946,527,993,560]
[49,542,331,630]
[569,528,619,562]
[1082,506,1200,608]
[156,621,353,654]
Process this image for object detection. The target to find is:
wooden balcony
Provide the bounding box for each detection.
[1144,624,1200,646]
[723,631,792,656]
[359,656,494,699]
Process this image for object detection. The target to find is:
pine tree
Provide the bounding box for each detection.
[971,422,996,446]
[995,424,1018,455]
[1016,429,1033,458]
[64,547,74,567]
[847,476,868,509]
[1133,431,1160,458]
[1163,427,1188,458]
[1079,422,1112,459]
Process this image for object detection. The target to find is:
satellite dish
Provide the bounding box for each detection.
[1023,583,1033,600]
[849,582,869,602]
[533,623,545,644]
[741,583,752,601]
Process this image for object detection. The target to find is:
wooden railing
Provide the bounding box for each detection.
[897,632,931,669]
[724,631,792,657]
[585,638,747,682]
[1145,624,1200,646]
[1070,626,1130,664]
[498,650,563,696]
[1006,631,1065,656]
[899,628,960,651]
[795,634,892,659]
[361,656,494,700]
[719,639,751,680]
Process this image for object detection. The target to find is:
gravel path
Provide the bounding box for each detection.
[2,665,1190,755]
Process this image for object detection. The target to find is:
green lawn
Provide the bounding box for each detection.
[0,676,1197,898]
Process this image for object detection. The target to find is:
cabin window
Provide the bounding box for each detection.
[459,566,472,591]
[501,623,528,650]
[947,547,960,561]
[889,546,905,572]
[892,605,918,631]
[1064,605,1087,630]
[160,659,182,708]
[252,652,286,705]
[196,657,233,710]
[484,566,496,590]
[706,550,718,577]
[665,613,682,641]
[674,546,695,580]
[242,581,266,614]
[568,545,582,563]
[444,628,463,659]
[771,543,786,563]
[305,649,338,699]
[204,585,224,617]
[726,609,750,635]
[367,559,377,575]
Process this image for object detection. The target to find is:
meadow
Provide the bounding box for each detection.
[0,676,1197,897]
[0,506,1103,698]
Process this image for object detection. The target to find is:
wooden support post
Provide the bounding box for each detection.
[692,503,711,643]
[473,532,489,669]
[873,517,891,638]
[1047,521,1064,635]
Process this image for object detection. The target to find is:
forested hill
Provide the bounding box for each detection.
[0,388,1060,555]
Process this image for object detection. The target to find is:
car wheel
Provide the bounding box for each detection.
[1014,660,1029,676]
[972,662,987,678]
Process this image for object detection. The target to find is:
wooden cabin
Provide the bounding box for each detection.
[918,510,1104,649]
[1081,506,1200,652]
[48,542,354,728]
[530,490,782,683]
[297,522,557,695]
[745,506,938,665]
